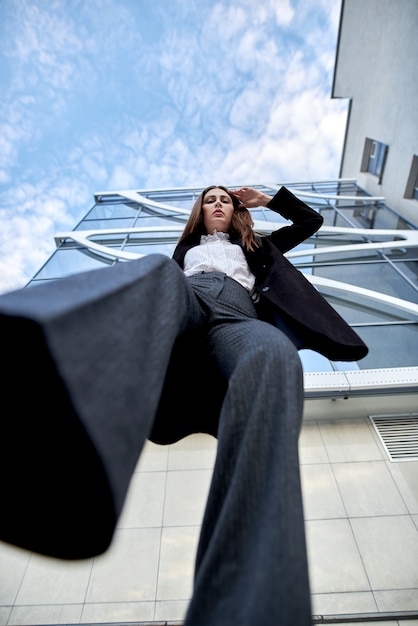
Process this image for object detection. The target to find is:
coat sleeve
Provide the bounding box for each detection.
[267,186,323,253]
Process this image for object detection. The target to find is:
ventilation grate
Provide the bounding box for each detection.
[370,413,418,462]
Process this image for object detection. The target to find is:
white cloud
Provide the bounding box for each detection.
[271,0,296,27]
[0,173,94,294]
[0,114,33,170]
[0,0,348,295]
[108,165,137,191]
[7,3,86,92]
[0,211,59,294]
[218,87,347,184]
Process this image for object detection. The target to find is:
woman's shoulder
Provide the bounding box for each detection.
[172,231,201,263]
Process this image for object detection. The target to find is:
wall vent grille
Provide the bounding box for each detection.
[370,413,418,462]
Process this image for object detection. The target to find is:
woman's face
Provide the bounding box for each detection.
[202,187,234,234]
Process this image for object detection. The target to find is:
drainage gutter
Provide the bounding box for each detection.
[313,610,418,622]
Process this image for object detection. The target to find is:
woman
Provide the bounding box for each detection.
[0,185,367,626]
[152,185,367,625]
[175,184,367,361]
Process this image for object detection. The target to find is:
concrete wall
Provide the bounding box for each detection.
[333,0,418,225]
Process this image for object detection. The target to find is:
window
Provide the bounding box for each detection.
[360,138,389,183]
[404,154,418,200]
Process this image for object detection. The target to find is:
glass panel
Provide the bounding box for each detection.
[374,143,387,177]
[251,208,287,224]
[315,262,418,303]
[260,210,288,224]
[250,208,267,221]
[317,207,335,227]
[324,295,410,324]
[353,323,418,368]
[334,209,366,227]
[145,192,196,206]
[331,359,360,371]
[383,247,418,260]
[391,258,418,283]
[374,209,411,229]
[304,198,332,209]
[32,249,114,280]
[140,205,189,220]
[351,204,378,228]
[75,217,136,231]
[308,250,380,263]
[123,243,176,257]
[367,141,387,177]
[134,214,187,228]
[86,203,139,219]
[315,232,372,245]
[157,198,195,210]
[299,349,334,372]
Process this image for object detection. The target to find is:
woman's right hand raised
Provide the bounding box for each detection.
[229,187,272,209]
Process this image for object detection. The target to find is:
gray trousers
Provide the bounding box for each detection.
[0,254,311,625]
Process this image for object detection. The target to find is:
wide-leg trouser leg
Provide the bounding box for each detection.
[184,292,311,625]
[0,254,202,559]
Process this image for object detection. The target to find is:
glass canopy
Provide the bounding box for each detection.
[29,179,418,374]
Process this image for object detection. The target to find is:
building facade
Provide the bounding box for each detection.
[332,0,418,225]
[1,179,417,625]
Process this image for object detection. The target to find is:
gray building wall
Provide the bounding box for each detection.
[333,0,418,225]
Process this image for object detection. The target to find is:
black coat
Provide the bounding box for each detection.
[149,186,368,444]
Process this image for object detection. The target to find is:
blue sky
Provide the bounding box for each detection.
[0,0,347,294]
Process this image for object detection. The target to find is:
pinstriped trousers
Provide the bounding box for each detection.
[184,271,311,626]
[0,254,311,625]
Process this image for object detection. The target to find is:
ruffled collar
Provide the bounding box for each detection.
[200,230,230,243]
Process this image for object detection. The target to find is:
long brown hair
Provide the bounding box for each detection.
[178,185,259,252]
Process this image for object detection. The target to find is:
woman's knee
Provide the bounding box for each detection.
[260,328,303,381]
[258,324,299,357]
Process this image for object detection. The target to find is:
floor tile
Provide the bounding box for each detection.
[319,419,383,463]
[333,461,408,517]
[3,415,418,626]
[351,516,418,590]
[316,615,398,626]
[0,541,30,604]
[168,433,217,470]
[374,587,418,611]
[7,604,82,625]
[387,460,418,515]
[163,469,212,527]
[0,607,11,626]
[311,590,377,615]
[299,421,329,464]
[15,553,93,604]
[86,527,160,603]
[306,519,370,594]
[81,601,154,623]
[135,440,169,472]
[155,599,190,622]
[117,470,166,528]
[301,463,346,520]
[157,526,199,601]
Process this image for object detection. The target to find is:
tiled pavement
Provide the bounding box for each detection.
[1,418,418,625]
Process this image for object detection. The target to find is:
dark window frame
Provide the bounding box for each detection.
[360,137,389,184]
[404,154,418,200]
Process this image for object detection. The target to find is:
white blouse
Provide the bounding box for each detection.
[183,230,256,294]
